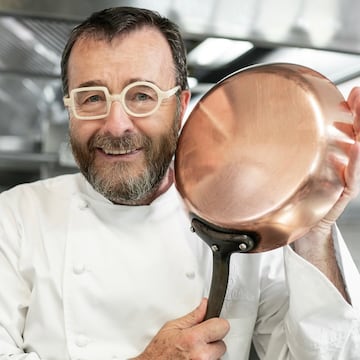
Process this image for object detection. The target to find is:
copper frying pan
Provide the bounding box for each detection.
[174,63,355,318]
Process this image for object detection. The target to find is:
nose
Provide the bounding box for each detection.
[102,101,136,136]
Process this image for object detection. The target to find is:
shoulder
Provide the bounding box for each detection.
[0,173,84,210]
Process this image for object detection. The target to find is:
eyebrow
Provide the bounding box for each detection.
[77,80,105,88]
[76,78,158,89]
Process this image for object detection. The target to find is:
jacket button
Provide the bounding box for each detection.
[76,334,90,347]
[78,200,88,210]
[73,264,86,275]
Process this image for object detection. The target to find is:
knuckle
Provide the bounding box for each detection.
[161,319,175,329]
[184,329,201,346]
[208,317,230,332]
[220,317,231,331]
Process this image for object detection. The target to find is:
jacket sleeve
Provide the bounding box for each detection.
[0,198,41,359]
[252,225,360,360]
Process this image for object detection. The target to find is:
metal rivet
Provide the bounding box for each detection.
[239,243,248,251]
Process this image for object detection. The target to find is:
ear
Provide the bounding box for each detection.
[178,89,191,130]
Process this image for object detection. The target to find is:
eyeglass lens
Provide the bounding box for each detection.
[73,84,160,117]
[74,89,106,117]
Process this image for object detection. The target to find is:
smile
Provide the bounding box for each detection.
[97,147,141,157]
[102,148,137,155]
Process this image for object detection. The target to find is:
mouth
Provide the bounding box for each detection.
[101,148,139,155]
[96,146,142,159]
[90,134,148,161]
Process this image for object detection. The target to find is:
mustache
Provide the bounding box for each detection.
[88,133,151,151]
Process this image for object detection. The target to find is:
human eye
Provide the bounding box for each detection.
[86,94,102,103]
[134,92,152,102]
[76,89,106,105]
[127,85,157,103]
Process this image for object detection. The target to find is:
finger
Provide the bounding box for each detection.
[346,86,360,107]
[193,340,227,360]
[344,142,360,196]
[195,317,230,343]
[209,340,227,359]
[323,142,360,224]
[347,87,360,136]
[167,298,208,330]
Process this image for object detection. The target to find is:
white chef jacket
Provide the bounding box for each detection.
[0,173,359,360]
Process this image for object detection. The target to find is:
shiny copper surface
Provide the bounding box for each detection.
[175,63,355,252]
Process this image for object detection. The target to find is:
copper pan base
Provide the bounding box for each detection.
[175,63,355,253]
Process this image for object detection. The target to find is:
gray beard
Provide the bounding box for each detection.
[70,126,178,205]
[88,141,170,205]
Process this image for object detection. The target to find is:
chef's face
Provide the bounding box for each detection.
[66,27,190,204]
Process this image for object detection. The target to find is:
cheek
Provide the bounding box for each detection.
[69,118,100,144]
[138,104,179,136]
[136,120,175,143]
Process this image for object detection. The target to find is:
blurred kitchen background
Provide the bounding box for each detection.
[0,0,359,269]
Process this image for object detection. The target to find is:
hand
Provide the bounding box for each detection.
[313,86,360,235]
[133,298,230,360]
[292,87,360,302]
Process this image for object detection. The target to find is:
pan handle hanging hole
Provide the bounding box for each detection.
[211,244,219,252]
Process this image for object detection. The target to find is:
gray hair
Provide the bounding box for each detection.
[61,6,188,95]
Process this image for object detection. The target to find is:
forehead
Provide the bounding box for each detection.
[67,27,176,90]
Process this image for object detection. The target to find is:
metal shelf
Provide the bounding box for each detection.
[0,151,58,168]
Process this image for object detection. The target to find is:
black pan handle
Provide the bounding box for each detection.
[205,246,232,319]
[190,217,258,320]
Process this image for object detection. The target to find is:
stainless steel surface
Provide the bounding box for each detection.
[175,63,354,252]
[0,0,359,53]
[0,135,37,152]
[0,16,69,77]
[0,151,58,167]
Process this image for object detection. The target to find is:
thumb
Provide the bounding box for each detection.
[173,298,208,329]
[323,142,360,224]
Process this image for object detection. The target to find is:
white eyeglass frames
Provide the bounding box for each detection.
[63,81,180,120]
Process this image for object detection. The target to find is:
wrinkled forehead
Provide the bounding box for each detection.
[67,27,177,90]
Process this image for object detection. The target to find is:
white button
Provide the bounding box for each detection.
[78,200,88,210]
[73,264,86,275]
[76,334,90,347]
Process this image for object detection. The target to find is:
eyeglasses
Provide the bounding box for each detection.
[63,81,180,120]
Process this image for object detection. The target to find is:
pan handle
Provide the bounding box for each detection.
[205,246,232,319]
[190,217,258,320]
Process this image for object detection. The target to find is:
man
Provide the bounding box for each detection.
[0,6,359,360]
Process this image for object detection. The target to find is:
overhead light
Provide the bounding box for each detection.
[187,38,254,68]
[0,17,35,42]
[1,16,60,68]
[253,0,301,42]
[34,43,60,66]
[299,0,340,47]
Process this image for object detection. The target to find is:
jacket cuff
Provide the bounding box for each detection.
[283,240,360,356]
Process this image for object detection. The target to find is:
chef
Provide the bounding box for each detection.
[0,6,359,360]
